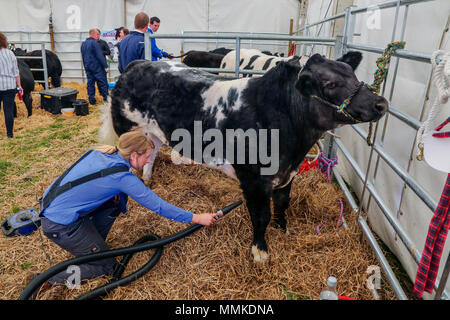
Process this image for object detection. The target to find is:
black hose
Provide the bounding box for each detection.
[18,200,242,300]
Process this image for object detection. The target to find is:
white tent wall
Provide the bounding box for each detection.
[0,0,301,83]
[303,0,450,299]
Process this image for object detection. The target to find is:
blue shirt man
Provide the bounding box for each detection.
[117,30,145,73]
[147,16,172,61]
[81,29,109,104]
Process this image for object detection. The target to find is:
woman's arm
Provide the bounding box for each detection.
[119,172,222,226]
[16,75,21,88]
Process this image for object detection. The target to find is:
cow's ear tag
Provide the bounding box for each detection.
[423,131,450,173]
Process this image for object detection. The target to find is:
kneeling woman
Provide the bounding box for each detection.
[39,129,221,286]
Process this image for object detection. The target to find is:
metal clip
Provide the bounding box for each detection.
[416,142,424,161]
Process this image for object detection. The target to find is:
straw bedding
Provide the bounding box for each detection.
[0,83,396,300]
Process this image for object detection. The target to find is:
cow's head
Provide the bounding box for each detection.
[295,52,388,129]
[12,48,27,56]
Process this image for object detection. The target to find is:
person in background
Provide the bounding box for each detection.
[117,12,149,73]
[96,29,111,59]
[147,16,173,61]
[0,32,21,138]
[31,128,221,296]
[81,28,109,105]
[115,27,129,42]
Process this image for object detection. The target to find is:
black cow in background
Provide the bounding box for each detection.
[209,47,232,55]
[172,50,225,72]
[14,59,35,117]
[13,48,62,88]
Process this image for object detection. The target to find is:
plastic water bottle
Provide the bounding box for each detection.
[320,276,339,300]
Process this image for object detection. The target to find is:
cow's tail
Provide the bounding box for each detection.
[170,51,191,58]
[98,97,119,145]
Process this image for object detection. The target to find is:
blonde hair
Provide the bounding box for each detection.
[94,128,155,160]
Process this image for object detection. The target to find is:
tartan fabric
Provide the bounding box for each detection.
[414,173,450,299]
[432,116,450,138]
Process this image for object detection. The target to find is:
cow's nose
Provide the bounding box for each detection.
[375,98,388,114]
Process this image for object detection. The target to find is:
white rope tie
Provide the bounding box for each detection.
[416,50,450,160]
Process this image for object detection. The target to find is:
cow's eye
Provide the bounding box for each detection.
[325,82,336,89]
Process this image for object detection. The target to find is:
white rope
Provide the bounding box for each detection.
[416,50,450,159]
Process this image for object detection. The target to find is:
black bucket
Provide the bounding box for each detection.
[73,99,89,116]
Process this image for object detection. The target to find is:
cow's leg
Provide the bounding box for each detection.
[142,133,163,184]
[23,93,33,117]
[50,75,61,88]
[272,180,293,233]
[237,172,272,263]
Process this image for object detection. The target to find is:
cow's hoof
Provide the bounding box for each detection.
[252,245,268,263]
[273,220,287,233]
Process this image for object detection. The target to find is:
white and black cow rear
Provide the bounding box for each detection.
[219,49,309,77]
[100,52,388,262]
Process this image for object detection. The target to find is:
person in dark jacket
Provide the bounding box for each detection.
[117,12,149,73]
[81,29,109,105]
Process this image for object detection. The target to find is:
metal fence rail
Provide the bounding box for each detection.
[2,30,119,83]
[145,33,335,77]
[8,41,49,90]
[180,30,292,52]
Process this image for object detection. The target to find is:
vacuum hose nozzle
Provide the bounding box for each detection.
[215,200,243,219]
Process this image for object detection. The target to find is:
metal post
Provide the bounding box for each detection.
[365,0,403,213]
[41,43,49,90]
[180,29,184,52]
[80,32,85,84]
[235,37,241,78]
[145,32,151,61]
[302,26,309,56]
[342,5,356,53]
[216,31,218,49]
[27,32,32,52]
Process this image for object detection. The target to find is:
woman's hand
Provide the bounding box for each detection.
[192,212,223,226]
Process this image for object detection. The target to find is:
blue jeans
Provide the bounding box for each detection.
[41,198,121,284]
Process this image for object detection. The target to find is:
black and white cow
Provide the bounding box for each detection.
[100,52,388,262]
[261,51,284,57]
[209,47,232,55]
[14,48,62,88]
[210,48,284,57]
[219,49,308,77]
